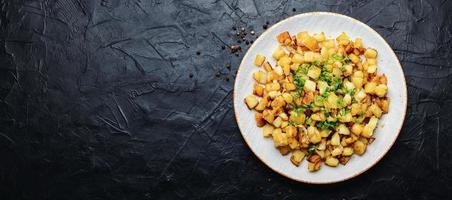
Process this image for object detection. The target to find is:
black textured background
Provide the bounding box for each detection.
[1,0,452,199]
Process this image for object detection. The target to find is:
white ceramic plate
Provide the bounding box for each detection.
[233,12,407,184]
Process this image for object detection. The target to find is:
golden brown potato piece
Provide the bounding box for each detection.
[244,95,258,109]
[277,31,291,43]
[278,145,290,155]
[263,61,273,72]
[263,109,275,123]
[325,157,339,167]
[353,140,367,155]
[262,124,274,137]
[255,113,266,127]
[254,54,266,66]
[308,162,321,172]
[339,156,351,165]
[253,84,264,97]
[290,150,306,166]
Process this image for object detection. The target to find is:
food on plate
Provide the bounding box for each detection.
[244,31,389,172]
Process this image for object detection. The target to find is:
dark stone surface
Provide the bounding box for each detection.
[1,0,452,199]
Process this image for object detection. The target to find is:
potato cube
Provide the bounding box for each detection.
[303,51,316,63]
[277,56,291,68]
[267,91,281,99]
[310,113,324,121]
[325,93,339,109]
[308,161,321,172]
[263,61,273,72]
[272,46,286,60]
[331,132,341,146]
[354,38,363,48]
[362,117,378,138]
[351,123,363,136]
[307,66,321,79]
[343,81,355,90]
[290,150,306,166]
[263,109,275,123]
[307,126,321,144]
[337,124,350,135]
[343,64,353,76]
[271,96,286,108]
[364,82,377,94]
[255,113,266,127]
[244,95,258,109]
[377,98,389,113]
[272,128,288,147]
[339,112,353,123]
[375,84,388,97]
[273,66,284,76]
[279,112,289,121]
[353,140,367,155]
[282,93,293,104]
[351,71,364,89]
[354,90,367,102]
[331,146,343,156]
[262,124,274,137]
[303,79,316,92]
[254,54,266,66]
[266,71,280,83]
[273,116,282,128]
[325,157,339,167]
[317,140,327,150]
[288,137,300,149]
[350,103,361,116]
[285,126,298,137]
[253,84,264,96]
[292,53,304,63]
[369,104,383,118]
[344,94,352,106]
[336,32,350,45]
[284,83,296,91]
[367,65,377,74]
[281,121,288,129]
[317,81,329,94]
[366,58,377,66]
[342,147,354,156]
[253,70,267,84]
[278,146,290,155]
[302,36,319,51]
[265,81,281,92]
[254,98,267,111]
[289,112,305,124]
[277,31,291,43]
[319,129,331,138]
[348,53,360,64]
[296,32,309,45]
[316,150,325,159]
[283,64,291,76]
[364,48,377,59]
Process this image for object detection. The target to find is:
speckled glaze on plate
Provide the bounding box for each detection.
[233,12,407,184]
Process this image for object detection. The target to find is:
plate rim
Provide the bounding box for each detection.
[233,11,407,184]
